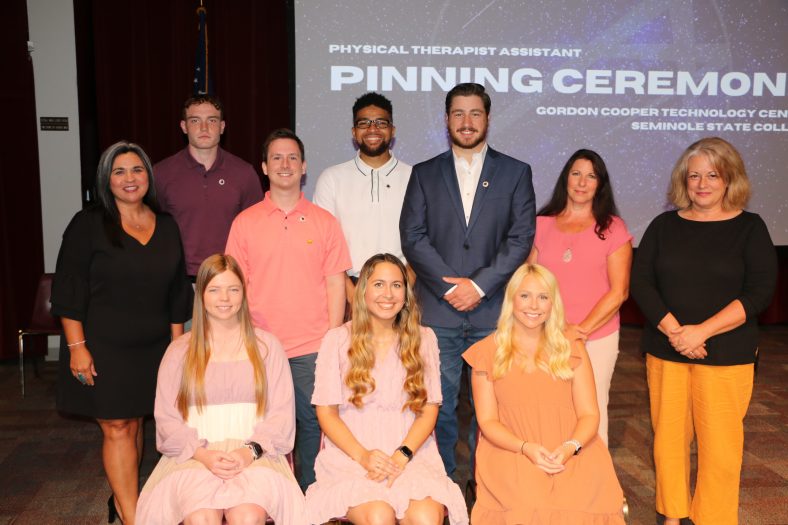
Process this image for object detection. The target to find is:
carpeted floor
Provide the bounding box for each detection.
[1,325,786,524]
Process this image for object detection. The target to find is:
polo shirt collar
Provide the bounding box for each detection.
[183,146,225,173]
[354,152,398,175]
[261,191,309,215]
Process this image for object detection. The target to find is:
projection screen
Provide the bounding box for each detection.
[294,0,788,244]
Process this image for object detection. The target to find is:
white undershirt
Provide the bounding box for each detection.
[445,143,488,298]
[453,143,488,225]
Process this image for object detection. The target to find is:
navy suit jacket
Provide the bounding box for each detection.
[400,147,536,329]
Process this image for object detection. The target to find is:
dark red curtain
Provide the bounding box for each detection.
[0,0,45,359]
[76,0,292,187]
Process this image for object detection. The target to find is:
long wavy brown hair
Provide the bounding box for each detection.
[345,254,427,414]
[176,254,267,419]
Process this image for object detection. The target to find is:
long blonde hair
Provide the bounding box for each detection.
[345,254,427,414]
[177,254,267,419]
[492,263,573,380]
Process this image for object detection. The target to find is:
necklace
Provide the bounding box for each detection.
[556,214,588,263]
[562,235,575,263]
[121,211,149,230]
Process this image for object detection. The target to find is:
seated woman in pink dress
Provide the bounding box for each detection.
[136,254,306,525]
[305,253,468,525]
[464,263,624,524]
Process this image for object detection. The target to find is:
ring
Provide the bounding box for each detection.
[76,372,87,385]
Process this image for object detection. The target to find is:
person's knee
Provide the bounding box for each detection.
[365,505,396,525]
[405,502,444,525]
[226,505,267,525]
[183,508,222,525]
[99,419,139,441]
[350,503,396,525]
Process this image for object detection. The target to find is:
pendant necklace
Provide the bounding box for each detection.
[562,237,574,263]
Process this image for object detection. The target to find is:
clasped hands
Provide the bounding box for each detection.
[521,442,573,475]
[443,277,481,312]
[359,448,407,487]
[195,447,253,480]
[668,324,709,360]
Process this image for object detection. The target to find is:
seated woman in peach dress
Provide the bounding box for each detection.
[306,253,468,525]
[136,254,306,525]
[464,263,624,524]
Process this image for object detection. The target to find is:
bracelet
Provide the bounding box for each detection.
[520,441,527,455]
[67,340,86,348]
[563,439,582,455]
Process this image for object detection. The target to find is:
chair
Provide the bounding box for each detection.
[17,273,61,397]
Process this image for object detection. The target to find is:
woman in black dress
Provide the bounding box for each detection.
[52,140,192,524]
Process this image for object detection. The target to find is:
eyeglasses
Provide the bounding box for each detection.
[354,118,391,129]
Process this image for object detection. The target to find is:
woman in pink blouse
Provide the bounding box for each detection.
[528,149,632,445]
[136,254,306,525]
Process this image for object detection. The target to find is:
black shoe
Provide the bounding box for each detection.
[108,495,118,523]
[656,512,694,525]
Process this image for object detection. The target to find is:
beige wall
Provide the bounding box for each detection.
[27,0,82,357]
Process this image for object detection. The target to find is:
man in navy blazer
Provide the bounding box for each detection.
[400,83,536,478]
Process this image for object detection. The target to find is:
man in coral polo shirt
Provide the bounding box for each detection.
[225,129,351,489]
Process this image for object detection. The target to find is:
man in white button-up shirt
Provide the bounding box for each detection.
[314,92,413,302]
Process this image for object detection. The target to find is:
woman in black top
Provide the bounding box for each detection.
[52,141,192,524]
[630,137,776,525]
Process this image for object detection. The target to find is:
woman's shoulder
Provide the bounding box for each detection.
[601,215,633,245]
[653,209,679,223]
[608,215,629,230]
[66,205,103,230]
[642,210,681,234]
[317,323,352,360]
[324,322,352,343]
[253,327,286,359]
[419,325,437,340]
[161,332,192,366]
[535,214,557,229]
[253,326,280,344]
[464,333,497,360]
[154,212,181,231]
[738,210,767,226]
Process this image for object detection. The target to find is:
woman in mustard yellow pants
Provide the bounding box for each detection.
[630,137,777,525]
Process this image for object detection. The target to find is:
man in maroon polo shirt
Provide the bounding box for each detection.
[155,95,263,279]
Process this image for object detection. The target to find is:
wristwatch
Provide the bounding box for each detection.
[396,445,413,462]
[244,441,264,460]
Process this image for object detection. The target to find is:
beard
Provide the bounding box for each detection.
[449,125,487,151]
[357,137,390,157]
